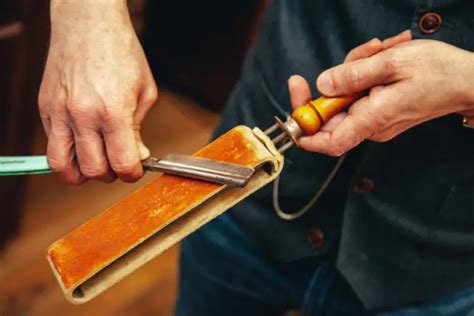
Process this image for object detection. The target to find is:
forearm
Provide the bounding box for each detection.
[48,0,137,70]
[49,0,133,42]
[50,0,128,15]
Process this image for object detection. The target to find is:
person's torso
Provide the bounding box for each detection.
[215,0,474,310]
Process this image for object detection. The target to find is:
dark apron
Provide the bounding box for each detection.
[212,0,474,309]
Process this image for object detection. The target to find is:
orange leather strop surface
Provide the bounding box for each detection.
[48,127,264,289]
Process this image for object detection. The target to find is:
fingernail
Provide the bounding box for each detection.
[370,38,383,48]
[139,143,151,160]
[288,74,298,83]
[370,37,381,44]
[317,72,334,95]
[288,75,300,89]
[403,29,412,38]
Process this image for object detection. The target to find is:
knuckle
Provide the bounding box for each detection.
[383,58,397,73]
[371,110,391,134]
[47,156,66,172]
[80,165,108,178]
[111,160,138,175]
[364,97,390,129]
[39,97,63,115]
[38,103,49,115]
[98,104,116,120]
[381,53,398,75]
[66,101,89,120]
[327,138,347,157]
[38,96,48,112]
[101,118,130,135]
[370,133,393,143]
[372,114,388,132]
[321,69,338,93]
[345,66,361,91]
[99,105,130,127]
[328,147,346,157]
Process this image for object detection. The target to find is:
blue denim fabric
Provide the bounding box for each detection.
[175,213,474,316]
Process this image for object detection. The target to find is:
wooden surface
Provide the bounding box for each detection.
[0,91,220,316]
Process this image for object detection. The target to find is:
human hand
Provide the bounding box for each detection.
[289,30,474,156]
[39,0,158,184]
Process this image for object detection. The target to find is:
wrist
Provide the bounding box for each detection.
[455,51,474,128]
[456,51,474,112]
[51,0,128,15]
[49,0,133,42]
[466,52,474,110]
[50,0,130,29]
[51,0,127,9]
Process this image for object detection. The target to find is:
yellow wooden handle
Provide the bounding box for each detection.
[291,93,363,135]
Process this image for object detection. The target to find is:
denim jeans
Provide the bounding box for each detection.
[175,212,474,316]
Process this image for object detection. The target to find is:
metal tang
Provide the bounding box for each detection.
[142,154,255,187]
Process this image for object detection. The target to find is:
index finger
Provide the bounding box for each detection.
[102,114,143,182]
[316,50,398,97]
[382,30,412,49]
[344,30,412,63]
[344,38,383,63]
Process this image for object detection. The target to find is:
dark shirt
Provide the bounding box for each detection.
[212,0,474,310]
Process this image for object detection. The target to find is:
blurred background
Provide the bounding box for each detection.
[0,1,268,315]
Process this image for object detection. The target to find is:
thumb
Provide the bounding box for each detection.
[134,84,158,160]
[316,52,396,97]
[134,127,151,160]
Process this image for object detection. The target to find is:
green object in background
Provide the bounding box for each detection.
[0,156,52,175]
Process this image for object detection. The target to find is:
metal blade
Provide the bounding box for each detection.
[142,154,255,187]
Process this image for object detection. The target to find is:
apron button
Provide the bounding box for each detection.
[307,228,325,248]
[354,177,374,194]
[418,12,442,34]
